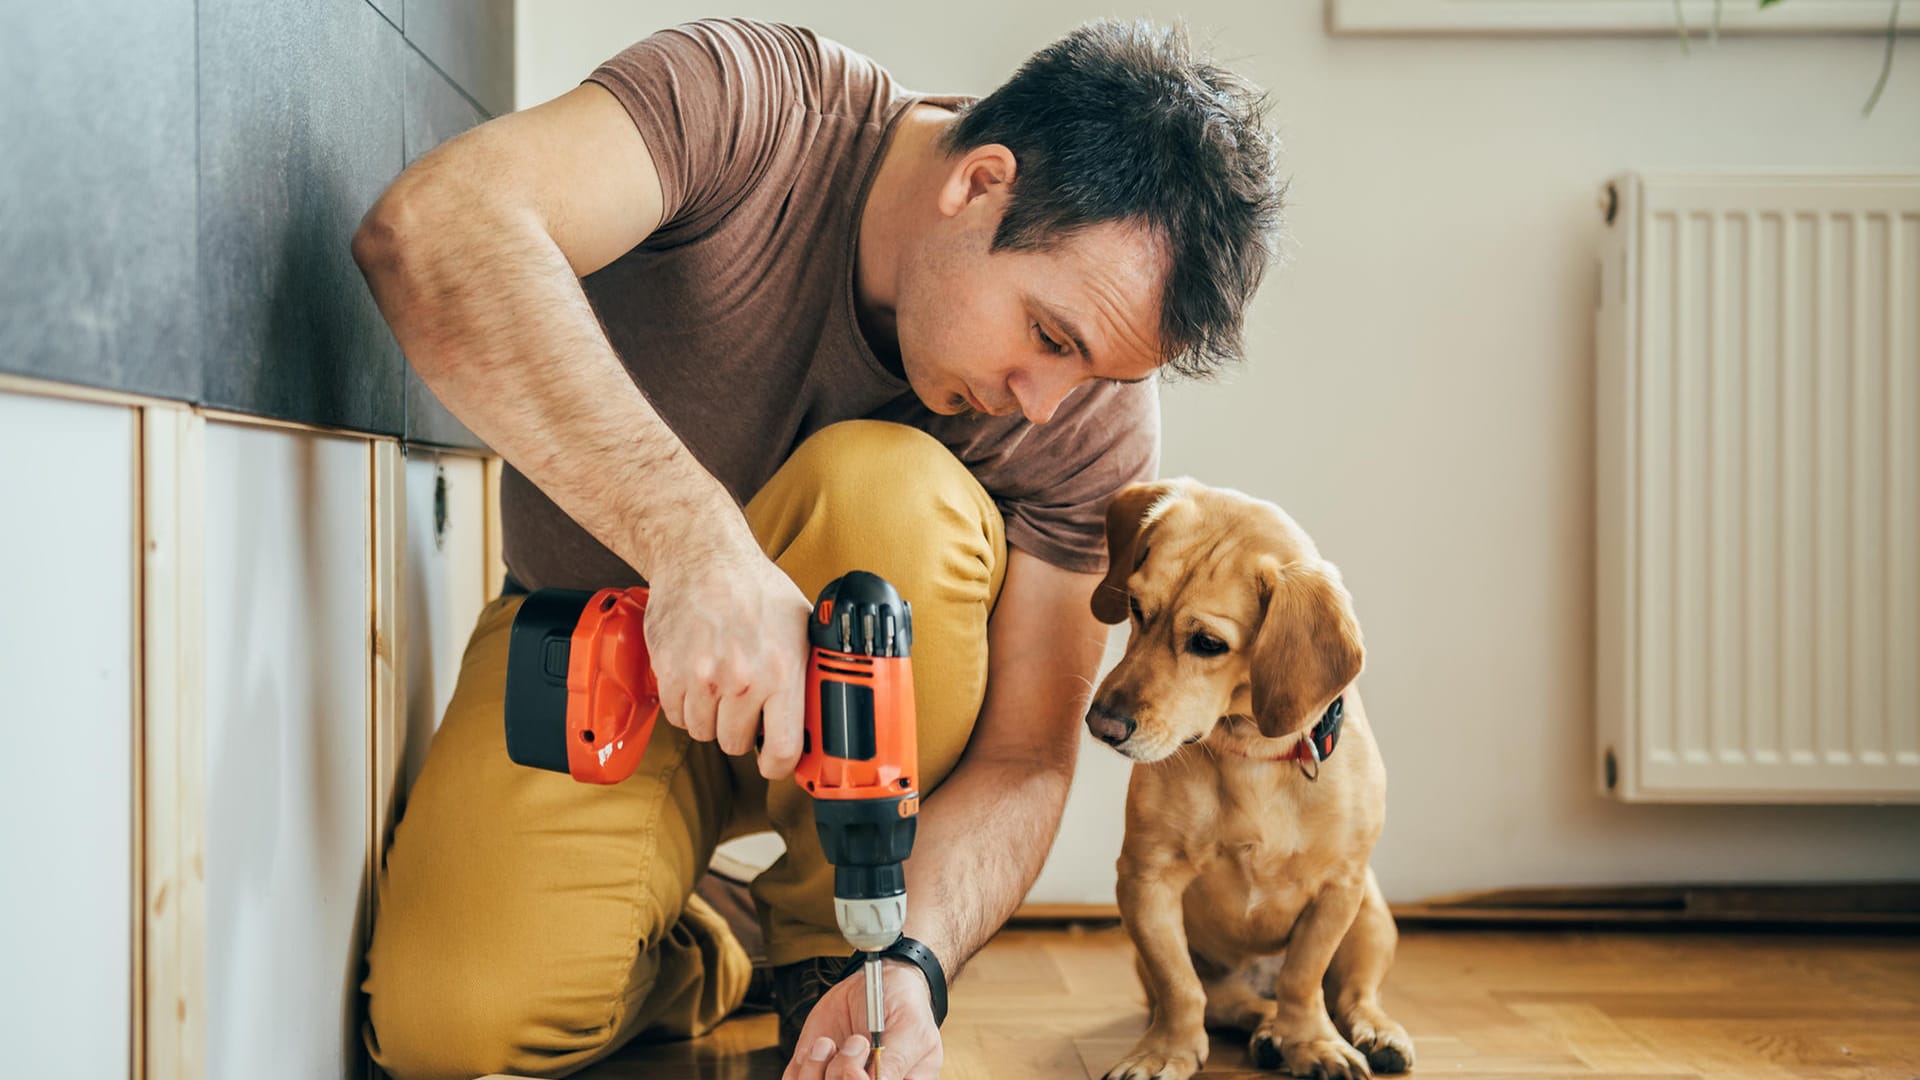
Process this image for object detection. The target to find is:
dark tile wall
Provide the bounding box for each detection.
[0,0,199,399]
[365,0,401,32]
[1,0,507,451]
[406,0,515,119]
[401,46,489,449]
[198,0,408,434]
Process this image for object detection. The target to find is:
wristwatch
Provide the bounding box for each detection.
[838,936,949,1027]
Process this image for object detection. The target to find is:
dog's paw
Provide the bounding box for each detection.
[1344,1009,1414,1074]
[1104,1028,1209,1080]
[1249,1025,1371,1079]
[1248,1030,1284,1070]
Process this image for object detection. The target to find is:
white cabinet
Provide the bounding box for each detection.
[202,423,370,1080]
[0,391,137,1077]
[400,450,489,800]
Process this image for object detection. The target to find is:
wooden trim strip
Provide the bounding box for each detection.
[140,406,207,1080]
[0,373,172,410]
[368,440,405,930]
[482,456,506,598]
[130,405,146,1080]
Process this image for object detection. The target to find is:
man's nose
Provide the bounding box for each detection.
[1011,365,1078,424]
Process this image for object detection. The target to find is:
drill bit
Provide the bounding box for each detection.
[865,952,886,1077]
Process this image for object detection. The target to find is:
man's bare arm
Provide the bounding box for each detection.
[899,548,1111,974]
[351,83,811,777]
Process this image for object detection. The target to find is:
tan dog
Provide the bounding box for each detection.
[1086,478,1414,1080]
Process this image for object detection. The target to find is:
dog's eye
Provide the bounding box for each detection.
[1128,595,1144,624]
[1188,632,1230,657]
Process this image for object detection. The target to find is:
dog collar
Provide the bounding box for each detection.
[1232,696,1344,776]
[1296,695,1345,765]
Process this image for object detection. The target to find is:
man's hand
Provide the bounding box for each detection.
[783,960,942,1080]
[644,541,814,779]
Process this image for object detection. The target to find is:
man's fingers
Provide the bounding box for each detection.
[757,672,805,779]
[679,674,719,742]
[784,1035,837,1080]
[826,1036,871,1080]
[713,683,760,756]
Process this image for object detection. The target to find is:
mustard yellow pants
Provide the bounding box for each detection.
[363,422,1007,1079]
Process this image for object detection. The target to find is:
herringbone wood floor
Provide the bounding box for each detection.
[552,925,1920,1080]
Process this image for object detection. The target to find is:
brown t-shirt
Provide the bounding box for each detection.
[500,18,1160,590]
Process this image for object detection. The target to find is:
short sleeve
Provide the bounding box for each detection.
[586,19,813,238]
[869,379,1162,575]
[994,380,1161,573]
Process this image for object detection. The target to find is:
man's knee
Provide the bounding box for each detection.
[366,951,549,1080]
[777,420,1004,588]
[367,937,647,1080]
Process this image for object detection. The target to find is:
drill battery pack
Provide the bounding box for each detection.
[503,586,660,785]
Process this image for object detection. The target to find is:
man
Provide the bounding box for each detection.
[352,16,1281,1080]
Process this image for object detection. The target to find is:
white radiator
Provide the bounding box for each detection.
[1596,172,1920,803]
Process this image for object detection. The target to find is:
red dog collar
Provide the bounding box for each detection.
[1233,695,1345,778]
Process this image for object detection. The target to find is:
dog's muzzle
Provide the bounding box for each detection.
[1085,703,1136,747]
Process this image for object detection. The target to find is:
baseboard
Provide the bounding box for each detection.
[1394,882,1920,927]
[1013,883,1920,929]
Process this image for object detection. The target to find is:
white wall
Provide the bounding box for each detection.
[0,392,135,1076]
[516,1,1920,902]
[401,451,490,802]
[203,423,370,1080]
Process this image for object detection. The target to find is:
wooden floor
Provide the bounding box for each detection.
[564,924,1920,1080]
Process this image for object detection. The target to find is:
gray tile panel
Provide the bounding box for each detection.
[400,45,491,450]
[198,0,407,434]
[405,0,514,118]
[0,0,199,398]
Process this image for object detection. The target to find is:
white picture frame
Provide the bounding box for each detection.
[1327,0,1918,35]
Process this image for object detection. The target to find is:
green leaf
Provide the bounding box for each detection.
[1759,0,1785,8]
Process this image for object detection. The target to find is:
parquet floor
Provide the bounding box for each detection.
[549,924,1920,1080]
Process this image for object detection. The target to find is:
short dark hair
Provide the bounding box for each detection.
[943,19,1286,379]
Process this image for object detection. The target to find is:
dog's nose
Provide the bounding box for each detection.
[1086,705,1136,747]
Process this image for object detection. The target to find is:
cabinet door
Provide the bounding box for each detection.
[202,422,369,1080]
[0,392,136,1076]
[401,450,489,799]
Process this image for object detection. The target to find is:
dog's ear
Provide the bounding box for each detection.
[1091,480,1183,625]
[1250,557,1364,737]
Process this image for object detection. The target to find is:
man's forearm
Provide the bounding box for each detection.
[352,188,744,582]
[890,552,1110,982]
[899,744,1077,980]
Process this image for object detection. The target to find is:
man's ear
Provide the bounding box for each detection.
[1091,479,1184,625]
[1249,557,1364,736]
[936,143,1017,218]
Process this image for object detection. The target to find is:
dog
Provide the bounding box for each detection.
[1085,478,1414,1080]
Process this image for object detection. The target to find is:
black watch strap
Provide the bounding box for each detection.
[837,936,949,1027]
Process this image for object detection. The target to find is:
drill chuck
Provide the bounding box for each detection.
[814,791,917,950]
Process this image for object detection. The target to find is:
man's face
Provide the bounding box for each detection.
[894,204,1166,423]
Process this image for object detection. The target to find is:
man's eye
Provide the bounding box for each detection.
[1033,323,1068,355]
[1188,633,1229,657]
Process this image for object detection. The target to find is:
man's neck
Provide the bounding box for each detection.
[854,105,951,377]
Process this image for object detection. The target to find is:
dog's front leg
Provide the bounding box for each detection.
[1106,857,1208,1080]
[1251,877,1372,1078]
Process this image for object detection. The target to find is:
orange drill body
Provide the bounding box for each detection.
[800,645,918,808]
[505,571,920,1064]
[562,587,659,784]
[505,573,920,813]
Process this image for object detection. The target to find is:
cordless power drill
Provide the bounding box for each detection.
[501,571,919,1065]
